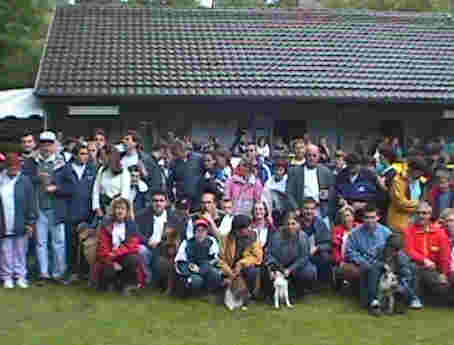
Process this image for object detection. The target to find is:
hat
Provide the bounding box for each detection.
[231,214,251,231]
[39,131,56,142]
[194,218,210,231]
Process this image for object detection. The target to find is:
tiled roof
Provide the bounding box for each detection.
[35,7,454,103]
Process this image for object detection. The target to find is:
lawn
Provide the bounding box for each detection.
[1,284,453,345]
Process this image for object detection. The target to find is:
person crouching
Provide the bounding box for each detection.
[175,218,224,296]
[94,198,145,295]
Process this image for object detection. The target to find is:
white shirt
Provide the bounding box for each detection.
[92,167,131,211]
[265,175,287,193]
[0,173,19,235]
[218,214,233,236]
[303,166,320,203]
[72,163,86,181]
[121,152,139,169]
[112,222,126,249]
[257,144,270,158]
[253,225,268,247]
[130,180,148,204]
[150,210,167,243]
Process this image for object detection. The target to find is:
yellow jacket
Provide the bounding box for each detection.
[387,172,419,233]
[218,234,263,278]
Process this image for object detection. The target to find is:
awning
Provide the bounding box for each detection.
[0,88,44,119]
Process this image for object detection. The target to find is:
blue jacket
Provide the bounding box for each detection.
[345,223,391,268]
[55,162,97,225]
[335,168,383,203]
[266,230,311,272]
[0,174,38,237]
[302,217,332,253]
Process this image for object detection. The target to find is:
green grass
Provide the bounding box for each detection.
[1,285,453,345]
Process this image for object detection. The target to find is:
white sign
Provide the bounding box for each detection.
[443,109,454,119]
[68,106,120,116]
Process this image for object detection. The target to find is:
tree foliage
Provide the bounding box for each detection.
[0,0,53,90]
[322,0,454,12]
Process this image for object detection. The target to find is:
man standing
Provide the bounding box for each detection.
[286,144,336,225]
[22,131,67,283]
[20,131,37,161]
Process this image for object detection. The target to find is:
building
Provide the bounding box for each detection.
[34,7,454,150]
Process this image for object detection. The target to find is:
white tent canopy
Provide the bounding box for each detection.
[0,88,44,119]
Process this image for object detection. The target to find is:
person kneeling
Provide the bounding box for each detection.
[175,218,224,297]
[94,198,145,295]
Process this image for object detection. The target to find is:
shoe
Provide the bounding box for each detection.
[369,299,381,317]
[16,278,29,289]
[3,279,14,289]
[409,298,423,309]
[121,284,138,297]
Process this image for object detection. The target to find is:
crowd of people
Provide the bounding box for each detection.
[1,126,454,316]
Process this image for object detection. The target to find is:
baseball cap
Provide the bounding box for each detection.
[39,131,56,142]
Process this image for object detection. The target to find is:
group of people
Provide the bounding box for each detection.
[1,126,454,316]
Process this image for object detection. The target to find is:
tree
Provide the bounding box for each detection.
[0,0,53,89]
[322,0,454,12]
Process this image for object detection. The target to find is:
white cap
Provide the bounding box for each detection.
[39,131,57,142]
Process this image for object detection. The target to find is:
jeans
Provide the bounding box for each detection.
[35,209,66,279]
[183,263,224,294]
[310,250,332,283]
[138,245,161,286]
[359,264,383,307]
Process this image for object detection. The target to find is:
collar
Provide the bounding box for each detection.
[37,153,56,163]
[126,150,138,157]
[304,164,317,171]
[155,209,167,220]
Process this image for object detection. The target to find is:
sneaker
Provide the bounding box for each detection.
[409,298,423,309]
[16,278,29,289]
[3,279,14,289]
[369,299,381,317]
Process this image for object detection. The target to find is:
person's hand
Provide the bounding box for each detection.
[188,263,200,273]
[440,274,449,285]
[25,225,34,235]
[96,208,104,218]
[148,238,160,248]
[113,262,122,271]
[424,258,436,270]
[311,246,319,256]
[284,269,290,278]
[232,266,241,277]
[46,184,57,193]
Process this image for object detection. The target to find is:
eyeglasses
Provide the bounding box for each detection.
[417,211,430,215]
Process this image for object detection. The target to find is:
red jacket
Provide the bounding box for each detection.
[405,223,451,276]
[332,223,360,265]
[93,221,146,287]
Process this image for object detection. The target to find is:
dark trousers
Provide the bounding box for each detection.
[66,222,90,276]
[311,250,332,283]
[417,267,450,297]
[99,254,139,290]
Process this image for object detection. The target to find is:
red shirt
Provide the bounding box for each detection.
[405,223,451,276]
[332,222,360,265]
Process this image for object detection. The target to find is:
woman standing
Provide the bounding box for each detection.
[92,145,131,219]
[0,146,37,288]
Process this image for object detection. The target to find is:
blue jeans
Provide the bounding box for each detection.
[35,209,66,279]
[310,250,332,283]
[184,264,224,294]
[360,264,383,307]
[138,245,161,286]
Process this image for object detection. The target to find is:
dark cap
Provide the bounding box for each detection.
[232,214,251,231]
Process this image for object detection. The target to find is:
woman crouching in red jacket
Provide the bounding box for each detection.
[94,197,145,295]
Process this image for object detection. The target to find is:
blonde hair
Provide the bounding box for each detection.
[336,205,354,226]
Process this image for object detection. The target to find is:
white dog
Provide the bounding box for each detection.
[273,271,293,309]
[377,264,399,314]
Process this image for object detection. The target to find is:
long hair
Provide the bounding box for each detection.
[111,197,133,222]
[280,211,300,240]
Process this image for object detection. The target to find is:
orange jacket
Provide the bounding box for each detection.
[404,223,451,276]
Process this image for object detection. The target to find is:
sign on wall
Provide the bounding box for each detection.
[68,106,120,116]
